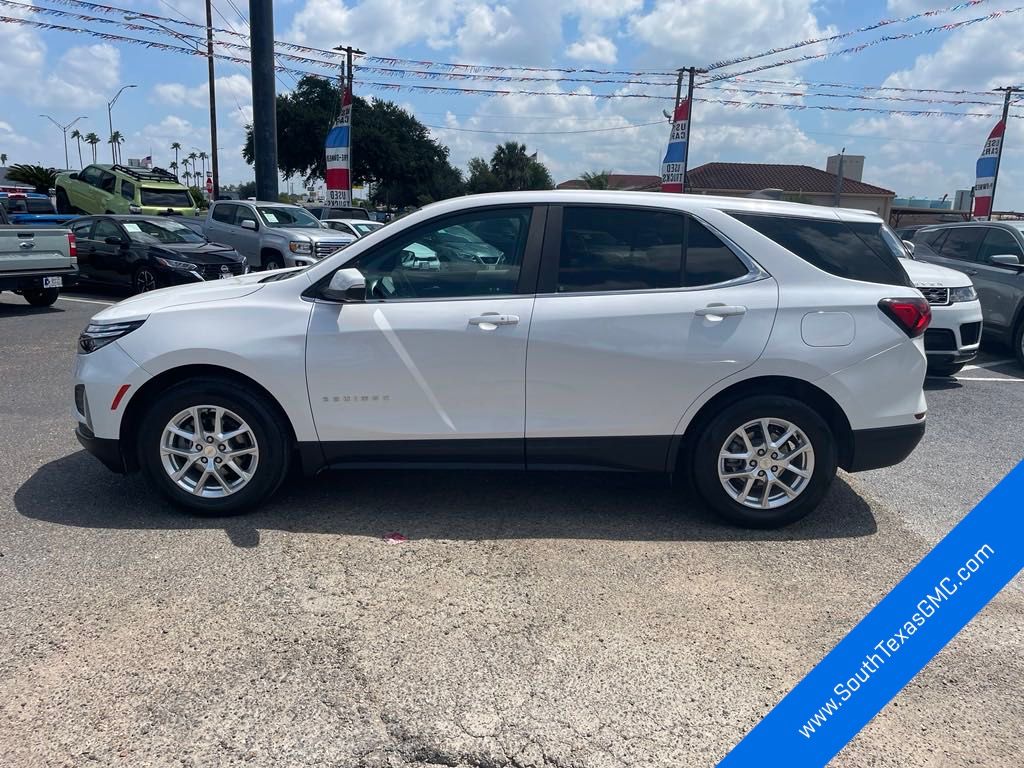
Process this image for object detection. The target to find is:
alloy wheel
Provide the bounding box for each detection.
[160,405,260,498]
[717,417,815,510]
[135,269,158,293]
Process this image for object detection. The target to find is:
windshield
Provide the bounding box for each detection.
[257,206,323,229]
[140,188,194,207]
[353,222,382,236]
[879,223,914,260]
[123,219,206,244]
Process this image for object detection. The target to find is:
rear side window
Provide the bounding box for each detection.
[121,180,135,202]
[71,220,94,238]
[211,203,238,224]
[684,218,749,286]
[730,212,912,287]
[977,228,1024,263]
[939,228,986,263]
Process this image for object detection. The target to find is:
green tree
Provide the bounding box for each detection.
[0,153,7,166]
[237,180,257,199]
[84,133,100,163]
[580,170,612,189]
[465,157,500,194]
[472,142,553,193]
[6,164,57,193]
[108,131,125,164]
[70,129,84,169]
[243,76,464,209]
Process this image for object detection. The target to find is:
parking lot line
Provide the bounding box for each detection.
[962,358,1016,371]
[58,296,115,306]
[955,376,1024,382]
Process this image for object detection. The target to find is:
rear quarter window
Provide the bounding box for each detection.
[729,212,912,287]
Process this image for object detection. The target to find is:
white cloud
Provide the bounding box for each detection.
[565,36,617,64]
[288,0,462,52]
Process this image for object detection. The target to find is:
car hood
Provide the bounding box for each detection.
[90,271,271,322]
[900,257,972,288]
[159,242,244,264]
[271,227,351,242]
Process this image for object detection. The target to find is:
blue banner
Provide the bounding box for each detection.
[719,460,1024,767]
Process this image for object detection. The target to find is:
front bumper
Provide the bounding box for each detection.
[923,299,983,365]
[844,421,926,472]
[75,423,126,473]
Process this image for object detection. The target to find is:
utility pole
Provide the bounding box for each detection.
[680,66,703,192]
[205,0,220,200]
[988,86,1022,220]
[40,115,85,170]
[249,0,277,201]
[662,67,704,193]
[833,147,845,207]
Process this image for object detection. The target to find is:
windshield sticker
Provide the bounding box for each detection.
[123,222,142,232]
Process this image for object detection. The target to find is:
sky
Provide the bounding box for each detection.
[1,0,1022,209]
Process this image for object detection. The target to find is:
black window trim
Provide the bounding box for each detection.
[304,203,548,304]
[535,203,766,298]
[937,224,988,264]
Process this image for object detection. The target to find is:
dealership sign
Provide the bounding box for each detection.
[972,119,1004,218]
[661,99,689,193]
[325,84,352,207]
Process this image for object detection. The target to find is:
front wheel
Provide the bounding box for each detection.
[23,287,59,307]
[133,266,160,294]
[691,396,837,528]
[55,188,71,214]
[262,255,284,271]
[137,379,291,515]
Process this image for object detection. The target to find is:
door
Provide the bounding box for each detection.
[90,218,131,285]
[525,205,779,471]
[70,219,97,280]
[974,227,1024,332]
[206,203,241,249]
[73,166,103,211]
[96,170,118,212]
[306,205,545,465]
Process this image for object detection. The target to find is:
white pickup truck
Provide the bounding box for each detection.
[0,204,78,306]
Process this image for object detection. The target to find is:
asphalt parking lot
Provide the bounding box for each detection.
[1,290,1022,768]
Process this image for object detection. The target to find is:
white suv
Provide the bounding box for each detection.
[73,192,930,528]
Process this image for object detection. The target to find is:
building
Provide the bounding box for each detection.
[826,154,865,182]
[556,173,662,191]
[685,162,895,219]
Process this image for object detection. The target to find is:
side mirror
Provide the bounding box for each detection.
[321,267,366,302]
[69,172,79,180]
[240,218,257,231]
[105,236,126,246]
[902,240,916,256]
[990,253,1021,267]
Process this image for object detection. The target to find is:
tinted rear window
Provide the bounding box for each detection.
[730,212,912,287]
[141,188,193,207]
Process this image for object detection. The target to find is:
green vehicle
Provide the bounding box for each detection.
[55,164,198,218]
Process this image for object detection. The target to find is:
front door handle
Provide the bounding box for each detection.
[469,313,520,330]
[696,304,747,319]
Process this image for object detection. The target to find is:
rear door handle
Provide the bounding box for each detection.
[469,313,520,329]
[696,304,747,318]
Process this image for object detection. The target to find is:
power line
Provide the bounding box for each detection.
[425,120,667,135]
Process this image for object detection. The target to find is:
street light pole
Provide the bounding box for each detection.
[40,115,86,169]
[106,84,137,163]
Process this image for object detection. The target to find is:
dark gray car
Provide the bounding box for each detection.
[912,221,1024,363]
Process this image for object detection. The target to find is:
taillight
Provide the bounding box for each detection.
[67,232,77,259]
[878,297,931,338]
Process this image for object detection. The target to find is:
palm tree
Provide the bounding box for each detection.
[198,151,208,184]
[169,160,178,177]
[580,170,612,190]
[108,131,125,164]
[0,153,7,166]
[84,133,100,163]
[490,141,532,191]
[182,157,190,182]
[70,129,84,169]
[6,164,57,193]
[170,142,181,175]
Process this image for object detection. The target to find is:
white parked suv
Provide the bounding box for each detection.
[899,252,982,376]
[73,192,930,528]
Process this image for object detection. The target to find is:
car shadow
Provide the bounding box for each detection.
[924,377,963,391]
[15,451,878,548]
[0,301,64,316]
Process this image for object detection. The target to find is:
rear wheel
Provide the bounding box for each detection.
[137,379,291,515]
[691,396,837,528]
[55,188,71,214]
[23,287,59,307]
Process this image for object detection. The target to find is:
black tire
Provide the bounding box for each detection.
[1014,320,1024,368]
[133,266,160,294]
[23,287,59,307]
[262,255,284,271]
[691,395,837,528]
[55,188,71,214]
[137,378,292,515]
[927,361,965,377]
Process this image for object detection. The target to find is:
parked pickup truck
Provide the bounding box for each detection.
[0,205,78,306]
[203,199,355,269]
[0,192,77,227]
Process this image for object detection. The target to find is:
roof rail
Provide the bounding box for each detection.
[111,164,180,183]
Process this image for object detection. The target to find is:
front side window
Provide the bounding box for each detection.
[78,166,102,187]
[977,228,1024,264]
[71,219,94,239]
[558,207,684,292]
[140,188,193,207]
[730,212,911,287]
[98,172,116,194]
[353,207,531,299]
[121,180,135,202]
[257,206,322,228]
[93,219,123,241]
[939,227,986,263]
[211,203,238,224]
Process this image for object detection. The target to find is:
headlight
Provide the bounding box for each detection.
[289,241,312,254]
[78,319,146,354]
[950,285,978,303]
[154,256,198,271]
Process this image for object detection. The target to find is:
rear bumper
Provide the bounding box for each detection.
[0,266,78,292]
[75,424,126,473]
[843,421,926,472]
